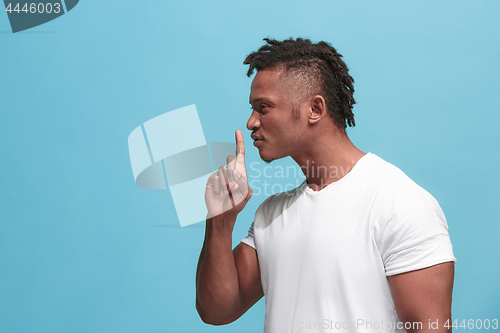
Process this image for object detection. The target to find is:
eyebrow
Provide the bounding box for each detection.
[249,98,270,105]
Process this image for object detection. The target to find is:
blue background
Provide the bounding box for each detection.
[1,1,499,332]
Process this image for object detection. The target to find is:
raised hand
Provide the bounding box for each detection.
[205,130,252,219]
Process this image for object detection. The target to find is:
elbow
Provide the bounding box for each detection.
[197,312,236,326]
[196,299,237,326]
[198,316,232,326]
[196,307,225,326]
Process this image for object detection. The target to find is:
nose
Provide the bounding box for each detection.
[246,110,261,131]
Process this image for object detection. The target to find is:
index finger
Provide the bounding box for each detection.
[235,129,245,165]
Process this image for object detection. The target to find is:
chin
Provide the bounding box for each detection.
[261,157,275,164]
[259,150,282,164]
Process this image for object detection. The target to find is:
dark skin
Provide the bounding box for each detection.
[196,67,454,331]
[196,130,262,325]
[389,262,454,333]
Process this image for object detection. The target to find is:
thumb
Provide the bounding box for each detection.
[233,169,252,199]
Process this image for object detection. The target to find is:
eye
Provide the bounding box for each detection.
[250,104,269,114]
[259,104,270,113]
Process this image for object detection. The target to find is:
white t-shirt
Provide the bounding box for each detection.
[241,152,456,333]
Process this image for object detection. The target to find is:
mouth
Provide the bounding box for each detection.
[251,133,264,147]
[253,138,263,147]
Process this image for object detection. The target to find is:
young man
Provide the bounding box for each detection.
[196,38,456,333]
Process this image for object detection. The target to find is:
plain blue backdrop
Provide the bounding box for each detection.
[1,1,499,332]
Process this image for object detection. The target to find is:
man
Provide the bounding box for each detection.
[196,38,456,333]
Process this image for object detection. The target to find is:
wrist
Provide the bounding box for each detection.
[206,213,237,236]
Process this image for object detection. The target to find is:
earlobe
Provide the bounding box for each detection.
[309,107,321,124]
[309,95,326,124]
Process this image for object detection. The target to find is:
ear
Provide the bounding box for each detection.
[308,95,327,125]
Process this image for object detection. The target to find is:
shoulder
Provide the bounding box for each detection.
[367,154,450,250]
[366,154,447,236]
[366,153,439,208]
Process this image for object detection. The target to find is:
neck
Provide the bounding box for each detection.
[292,132,366,192]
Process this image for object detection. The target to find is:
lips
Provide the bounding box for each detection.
[253,139,263,147]
[251,133,262,141]
[251,134,264,147]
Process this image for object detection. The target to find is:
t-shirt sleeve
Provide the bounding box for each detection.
[240,221,256,249]
[240,194,276,250]
[376,185,457,276]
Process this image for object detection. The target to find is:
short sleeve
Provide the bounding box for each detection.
[240,194,277,250]
[375,184,457,276]
[240,222,255,249]
[384,234,456,276]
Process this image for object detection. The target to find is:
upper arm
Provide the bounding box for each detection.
[224,242,264,323]
[388,261,455,332]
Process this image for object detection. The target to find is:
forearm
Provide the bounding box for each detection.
[196,215,242,324]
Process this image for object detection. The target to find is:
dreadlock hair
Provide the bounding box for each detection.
[244,38,356,133]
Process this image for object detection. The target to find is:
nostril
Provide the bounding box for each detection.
[247,115,261,132]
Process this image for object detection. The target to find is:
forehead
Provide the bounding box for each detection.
[249,68,285,103]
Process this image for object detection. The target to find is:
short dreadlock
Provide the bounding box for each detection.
[244,38,356,132]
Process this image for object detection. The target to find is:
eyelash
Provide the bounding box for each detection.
[250,105,268,112]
